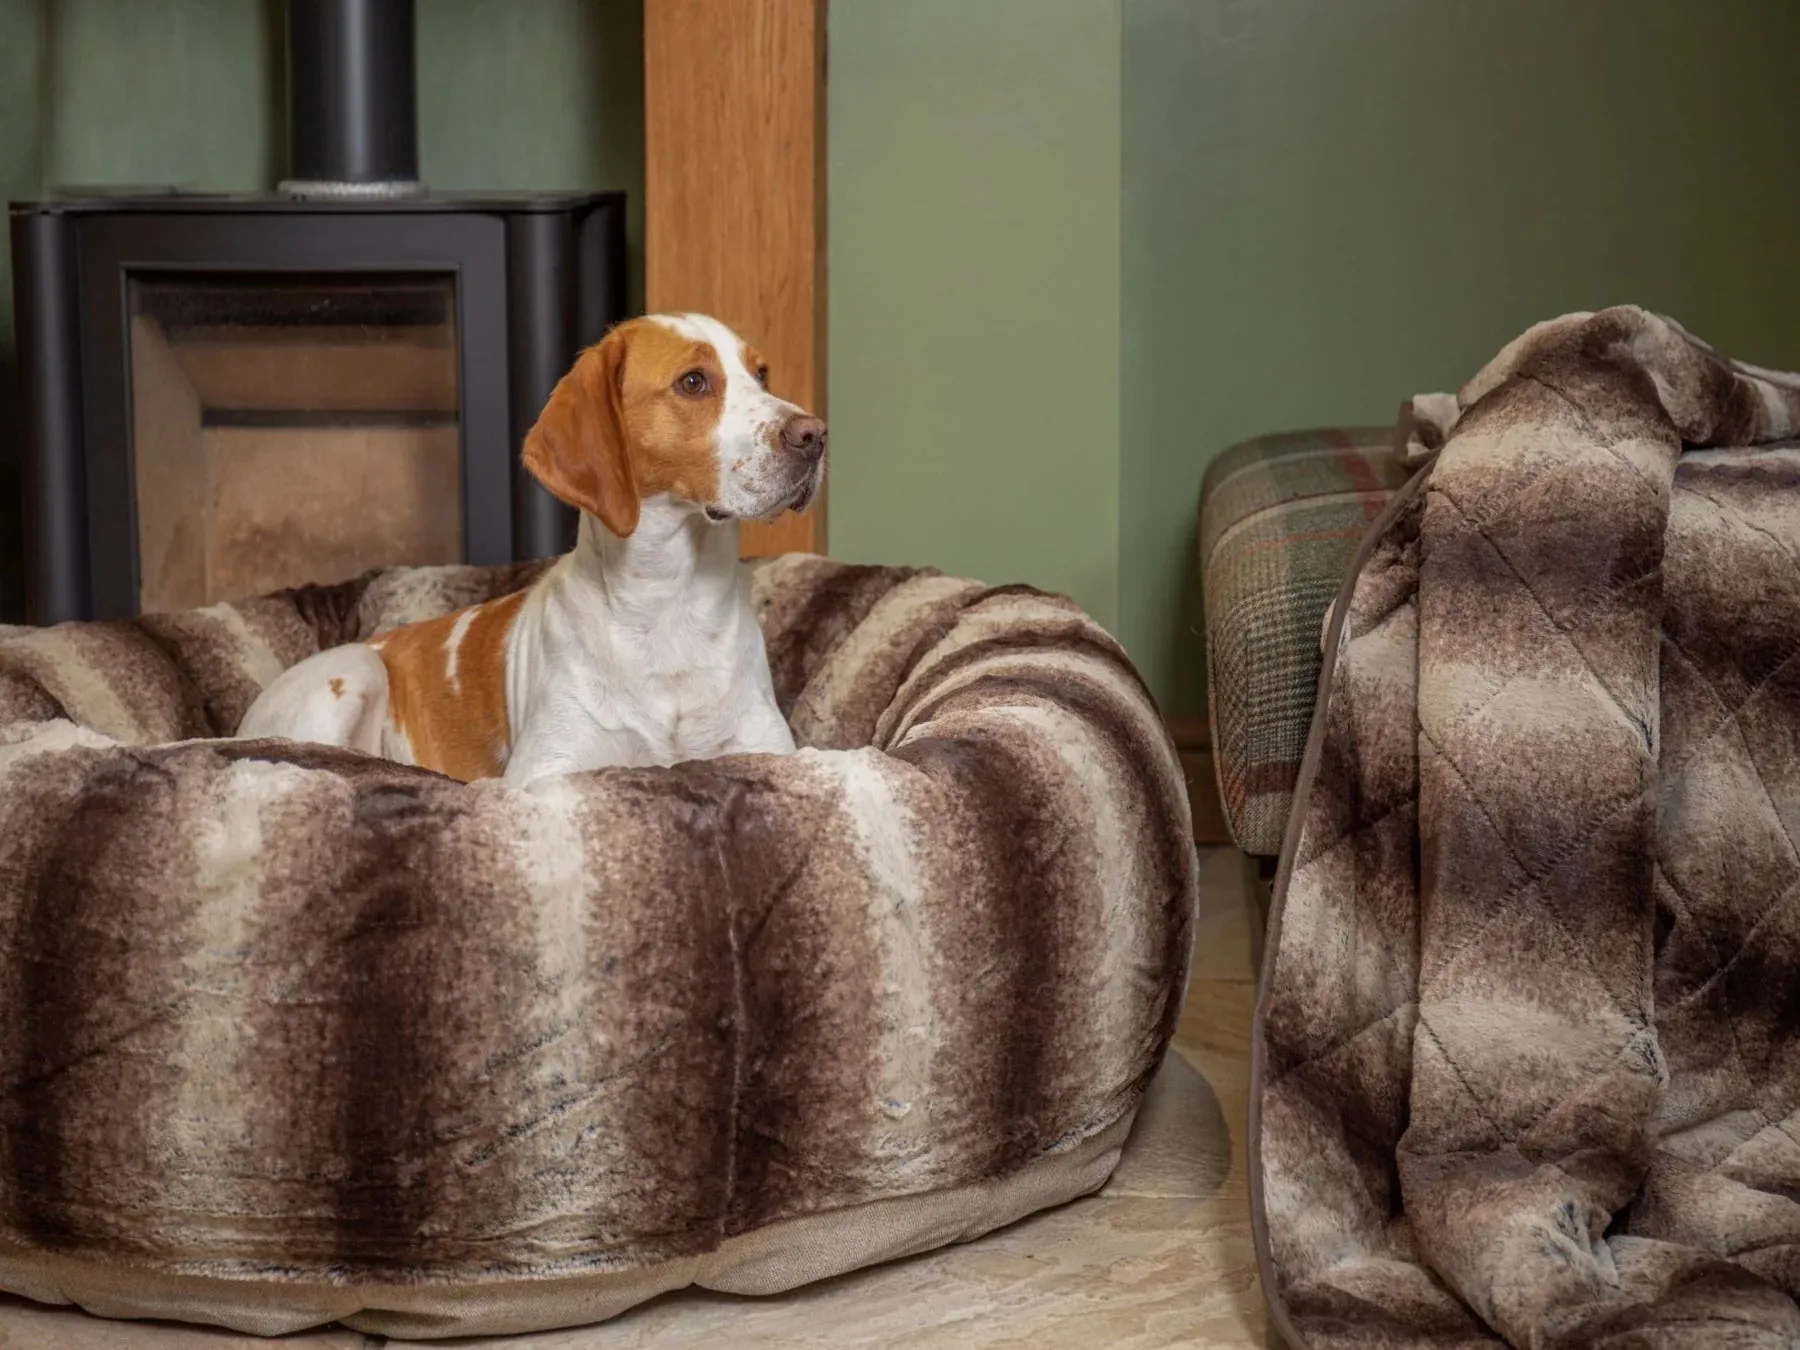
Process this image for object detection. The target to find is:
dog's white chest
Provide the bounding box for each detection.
[621,659,747,757]
[502,558,790,780]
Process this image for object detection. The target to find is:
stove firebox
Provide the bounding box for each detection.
[9,0,626,624]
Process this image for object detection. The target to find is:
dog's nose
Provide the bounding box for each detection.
[779,415,827,463]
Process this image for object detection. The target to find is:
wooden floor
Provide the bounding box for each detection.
[0,848,1271,1349]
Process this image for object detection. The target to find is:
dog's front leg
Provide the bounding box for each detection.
[721,699,798,757]
[502,740,589,785]
[505,705,654,783]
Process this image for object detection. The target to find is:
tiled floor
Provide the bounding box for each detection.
[0,848,1269,1349]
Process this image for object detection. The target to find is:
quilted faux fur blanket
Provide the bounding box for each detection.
[1253,308,1800,1348]
[0,556,1194,1337]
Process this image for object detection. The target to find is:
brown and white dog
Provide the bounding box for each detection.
[236,313,826,782]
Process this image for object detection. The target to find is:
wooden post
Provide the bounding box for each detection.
[643,0,827,558]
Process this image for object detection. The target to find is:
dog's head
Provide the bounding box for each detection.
[521,313,826,537]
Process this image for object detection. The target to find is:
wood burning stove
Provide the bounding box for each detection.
[9,0,627,624]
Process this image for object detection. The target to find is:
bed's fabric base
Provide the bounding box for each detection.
[0,1111,1131,1340]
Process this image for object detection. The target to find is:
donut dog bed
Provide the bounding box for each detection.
[0,555,1195,1339]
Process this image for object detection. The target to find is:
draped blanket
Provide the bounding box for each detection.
[0,556,1194,1338]
[1253,308,1800,1348]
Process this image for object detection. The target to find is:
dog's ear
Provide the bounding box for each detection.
[522,327,639,537]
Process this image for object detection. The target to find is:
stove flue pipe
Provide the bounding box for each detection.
[280,0,422,198]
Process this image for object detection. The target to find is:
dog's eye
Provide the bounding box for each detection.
[677,370,709,396]
[755,365,770,389]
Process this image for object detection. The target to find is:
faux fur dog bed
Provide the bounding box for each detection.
[0,554,1194,1339]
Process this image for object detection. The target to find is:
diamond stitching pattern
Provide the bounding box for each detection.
[1418,726,1643,1017]
[1416,1011,1508,1149]
[1403,440,1673,1164]
[1655,860,1763,1117]
[1648,480,1800,1156]
[1430,487,1658,745]
[1255,312,1800,1345]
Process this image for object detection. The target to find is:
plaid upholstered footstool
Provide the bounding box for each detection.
[1199,427,1415,859]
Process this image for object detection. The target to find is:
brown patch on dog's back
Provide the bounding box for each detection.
[329,677,346,700]
[370,589,528,782]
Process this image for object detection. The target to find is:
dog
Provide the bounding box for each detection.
[235,313,826,783]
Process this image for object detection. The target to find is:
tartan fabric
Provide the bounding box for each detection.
[1198,427,1414,855]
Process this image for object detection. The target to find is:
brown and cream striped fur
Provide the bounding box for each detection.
[1254,307,1800,1348]
[0,555,1194,1338]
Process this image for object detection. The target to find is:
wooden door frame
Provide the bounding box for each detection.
[643,0,827,558]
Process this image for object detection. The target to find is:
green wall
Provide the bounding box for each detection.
[827,0,1800,716]
[826,0,1124,633]
[1118,0,1800,715]
[0,0,644,621]
[42,0,285,192]
[418,0,644,312]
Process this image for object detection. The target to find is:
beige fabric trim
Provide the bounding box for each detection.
[0,1109,1134,1341]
